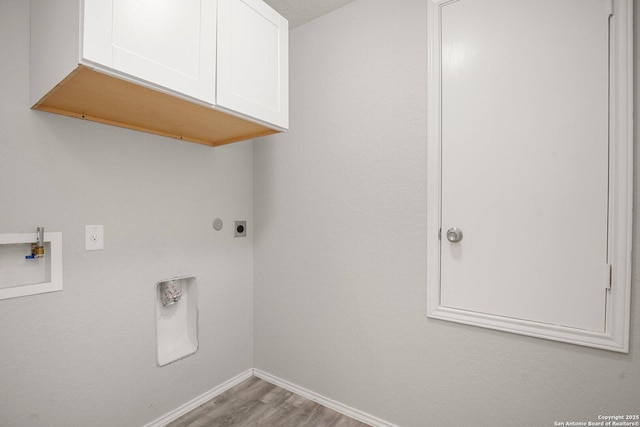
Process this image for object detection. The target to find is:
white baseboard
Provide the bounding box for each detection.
[144,368,397,427]
[253,369,398,427]
[143,369,253,427]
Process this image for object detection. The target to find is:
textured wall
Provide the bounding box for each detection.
[253,0,640,426]
[0,1,254,426]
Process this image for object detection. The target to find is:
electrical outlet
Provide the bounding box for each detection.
[85,225,104,250]
[234,221,246,238]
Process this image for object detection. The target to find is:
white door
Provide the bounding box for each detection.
[439,0,610,332]
[83,0,217,104]
[216,0,288,128]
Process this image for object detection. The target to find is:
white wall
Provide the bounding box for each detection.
[253,0,640,426]
[0,1,254,426]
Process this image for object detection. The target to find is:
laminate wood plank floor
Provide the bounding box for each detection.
[166,376,371,427]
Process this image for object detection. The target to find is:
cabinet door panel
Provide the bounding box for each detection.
[83,0,216,104]
[427,0,634,352]
[82,0,114,67]
[217,0,288,128]
[439,0,609,332]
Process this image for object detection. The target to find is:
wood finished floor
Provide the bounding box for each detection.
[166,376,371,427]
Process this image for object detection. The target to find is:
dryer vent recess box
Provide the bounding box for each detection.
[30,0,288,147]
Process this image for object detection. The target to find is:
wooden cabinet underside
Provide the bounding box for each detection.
[33,65,279,147]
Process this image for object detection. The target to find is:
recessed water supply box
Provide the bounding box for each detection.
[0,230,63,300]
[155,276,198,366]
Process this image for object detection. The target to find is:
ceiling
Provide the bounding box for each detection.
[263,0,356,29]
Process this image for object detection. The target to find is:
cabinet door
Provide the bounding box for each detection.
[83,0,217,104]
[439,0,609,331]
[427,0,634,352]
[217,0,288,128]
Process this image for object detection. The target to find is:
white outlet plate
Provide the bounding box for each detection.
[85,225,104,250]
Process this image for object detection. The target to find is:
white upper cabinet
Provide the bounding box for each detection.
[83,0,218,105]
[81,0,287,126]
[30,0,288,147]
[217,0,289,128]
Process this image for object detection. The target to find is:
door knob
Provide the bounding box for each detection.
[446,227,463,243]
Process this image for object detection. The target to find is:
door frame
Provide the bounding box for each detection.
[426,0,634,352]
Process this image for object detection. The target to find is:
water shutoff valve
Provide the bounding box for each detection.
[25,227,45,260]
